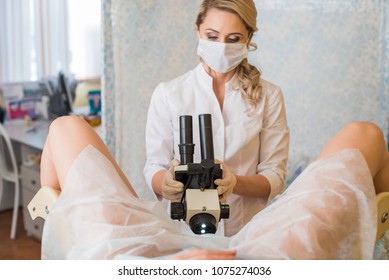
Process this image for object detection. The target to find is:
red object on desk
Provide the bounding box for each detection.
[7,98,40,120]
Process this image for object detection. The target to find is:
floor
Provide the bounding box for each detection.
[0,208,41,260]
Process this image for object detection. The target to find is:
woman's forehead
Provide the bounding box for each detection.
[199,8,247,34]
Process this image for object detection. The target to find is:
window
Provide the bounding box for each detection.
[0,0,101,83]
[68,0,101,79]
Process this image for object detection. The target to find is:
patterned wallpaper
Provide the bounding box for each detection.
[102,0,389,200]
[102,0,202,200]
[254,0,389,183]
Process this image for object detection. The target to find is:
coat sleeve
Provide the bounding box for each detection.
[257,86,290,203]
[143,83,174,194]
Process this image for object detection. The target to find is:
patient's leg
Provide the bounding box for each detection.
[230,121,384,259]
[317,121,389,194]
[40,116,137,197]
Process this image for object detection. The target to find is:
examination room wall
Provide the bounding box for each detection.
[101,0,389,200]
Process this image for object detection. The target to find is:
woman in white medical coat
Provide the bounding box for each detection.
[144,0,290,237]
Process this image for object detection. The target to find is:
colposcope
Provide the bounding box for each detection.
[170,114,230,234]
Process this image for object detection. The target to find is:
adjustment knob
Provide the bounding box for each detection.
[170,202,185,220]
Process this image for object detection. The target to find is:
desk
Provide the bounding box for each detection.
[4,120,49,150]
[2,119,50,240]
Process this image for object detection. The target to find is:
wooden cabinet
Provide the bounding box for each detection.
[21,164,44,240]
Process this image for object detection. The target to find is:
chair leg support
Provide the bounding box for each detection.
[10,183,20,239]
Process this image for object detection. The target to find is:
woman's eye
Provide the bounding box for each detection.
[227,37,241,43]
[207,36,219,41]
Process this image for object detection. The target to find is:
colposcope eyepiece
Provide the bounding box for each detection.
[199,114,214,161]
[179,115,195,165]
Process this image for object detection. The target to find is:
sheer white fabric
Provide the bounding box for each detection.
[42,145,376,260]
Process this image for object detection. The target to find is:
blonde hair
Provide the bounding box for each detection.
[196,0,262,113]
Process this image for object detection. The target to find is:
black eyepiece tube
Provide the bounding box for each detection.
[199,114,214,160]
[179,115,195,164]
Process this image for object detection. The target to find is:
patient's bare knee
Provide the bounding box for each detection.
[49,116,85,135]
[342,121,383,140]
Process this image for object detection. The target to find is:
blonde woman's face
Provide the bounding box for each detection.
[197,8,249,44]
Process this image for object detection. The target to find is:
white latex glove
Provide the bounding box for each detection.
[214,160,237,203]
[161,159,184,202]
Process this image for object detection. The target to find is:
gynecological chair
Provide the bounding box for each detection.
[376,192,389,242]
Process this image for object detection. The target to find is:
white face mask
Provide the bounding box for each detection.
[197,38,248,73]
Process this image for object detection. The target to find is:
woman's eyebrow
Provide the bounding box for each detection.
[205,28,220,33]
[227,32,244,36]
[205,28,243,36]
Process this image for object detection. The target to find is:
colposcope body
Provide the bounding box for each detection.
[170,114,230,234]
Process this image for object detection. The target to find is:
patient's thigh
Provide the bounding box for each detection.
[229,149,377,259]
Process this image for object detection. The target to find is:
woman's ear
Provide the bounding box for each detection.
[195,26,200,38]
[247,33,257,51]
[246,32,253,46]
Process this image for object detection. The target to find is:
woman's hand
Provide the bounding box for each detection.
[214,161,237,203]
[161,159,184,201]
[173,248,237,260]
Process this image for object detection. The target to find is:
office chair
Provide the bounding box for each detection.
[0,123,20,239]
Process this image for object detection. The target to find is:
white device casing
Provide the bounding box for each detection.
[27,186,60,220]
[185,188,220,226]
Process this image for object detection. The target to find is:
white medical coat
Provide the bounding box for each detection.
[144,63,289,236]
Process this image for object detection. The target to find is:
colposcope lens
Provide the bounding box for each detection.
[189,213,217,234]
